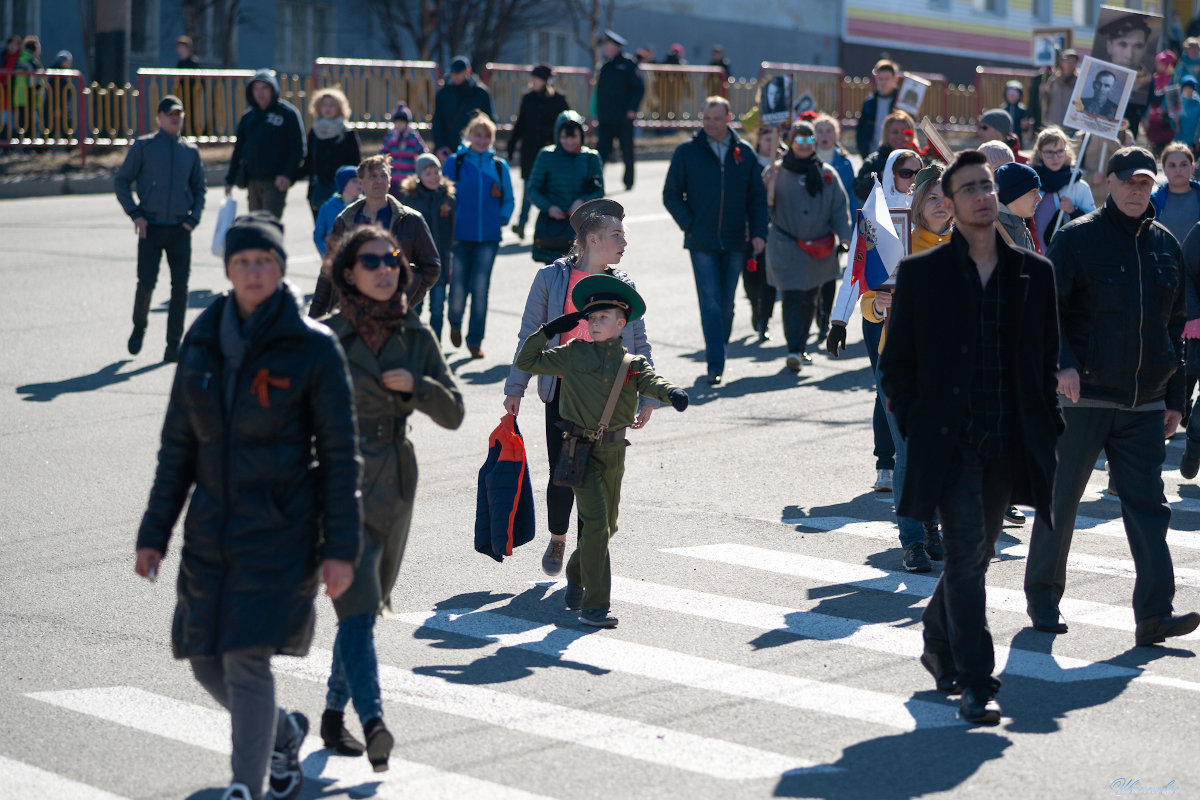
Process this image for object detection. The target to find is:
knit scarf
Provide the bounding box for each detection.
[782,150,824,197]
[339,290,408,356]
[1034,163,1074,194]
[313,116,346,140]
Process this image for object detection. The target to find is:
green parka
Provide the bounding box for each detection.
[527,110,604,263]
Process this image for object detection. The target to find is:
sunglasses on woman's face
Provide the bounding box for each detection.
[793,135,817,145]
[896,168,918,179]
[357,251,403,271]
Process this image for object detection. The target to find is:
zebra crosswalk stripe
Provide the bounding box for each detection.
[0,754,128,800]
[663,542,1136,631]
[275,648,833,780]
[387,607,962,731]
[26,686,556,800]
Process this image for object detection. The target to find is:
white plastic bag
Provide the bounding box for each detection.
[211,195,237,257]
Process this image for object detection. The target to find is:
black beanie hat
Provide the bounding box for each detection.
[225,212,286,272]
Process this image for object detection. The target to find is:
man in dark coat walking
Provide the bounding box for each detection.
[507,63,570,238]
[879,150,1063,725]
[114,94,206,363]
[594,30,644,190]
[431,56,494,161]
[663,96,768,384]
[1024,146,1200,646]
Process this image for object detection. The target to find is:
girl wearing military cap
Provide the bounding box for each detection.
[504,199,660,579]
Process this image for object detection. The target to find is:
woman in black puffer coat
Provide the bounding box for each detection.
[135,212,362,800]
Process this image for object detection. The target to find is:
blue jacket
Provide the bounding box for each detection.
[444,145,514,242]
[313,193,346,256]
[856,90,896,156]
[827,147,859,214]
[474,415,535,562]
[1150,180,1200,221]
[662,128,769,252]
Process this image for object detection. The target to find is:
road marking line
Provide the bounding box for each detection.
[26,686,552,800]
[664,542,1134,632]
[785,516,1200,589]
[587,577,1200,694]
[0,754,127,800]
[388,607,961,731]
[276,649,831,780]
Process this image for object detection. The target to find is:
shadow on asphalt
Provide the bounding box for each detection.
[409,584,610,685]
[151,288,222,312]
[16,359,170,402]
[452,362,511,385]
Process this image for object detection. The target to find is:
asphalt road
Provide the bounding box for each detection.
[2,156,1199,800]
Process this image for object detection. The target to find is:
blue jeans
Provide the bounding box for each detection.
[877,364,927,549]
[689,249,743,375]
[863,319,896,470]
[517,179,533,229]
[423,282,447,340]
[449,240,500,347]
[326,613,382,723]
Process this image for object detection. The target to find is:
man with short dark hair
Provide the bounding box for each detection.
[663,97,768,385]
[880,149,1062,724]
[1025,146,1200,648]
[115,94,206,362]
[431,55,494,161]
[594,30,644,191]
[856,59,899,156]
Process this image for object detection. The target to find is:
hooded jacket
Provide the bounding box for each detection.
[527,110,605,262]
[443,145,514,242]
[1050,200,1186,412]
[115,129,206,228]
[136,283,362,658]
[225,70,306,187]
[663,126,769,252]
[475,414,536,562]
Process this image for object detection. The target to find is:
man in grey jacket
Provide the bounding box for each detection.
[114,95,206,362]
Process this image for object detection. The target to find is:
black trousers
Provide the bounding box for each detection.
[741,245,776,332]
[596,120,635,189]
[923,445,1013,691]
[134,224,191,350]
[1025,406,1176,622]
[780,287,819,355]
[544,380,580,537]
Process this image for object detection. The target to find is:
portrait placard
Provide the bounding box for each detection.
[895,75,930,117]
[1063,56,1136,139]
[761,75,793,125]
[1092,6,1162,107]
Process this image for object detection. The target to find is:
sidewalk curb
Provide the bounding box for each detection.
[0,166,229,200]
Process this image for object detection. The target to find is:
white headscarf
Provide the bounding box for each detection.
[882,148,920,210]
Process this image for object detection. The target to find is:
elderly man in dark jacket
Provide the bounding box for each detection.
[1024,146,1200,647]
[115,94,206,363]
[880,150,1062,725]
[663,96,768,384]
[135,213,362,800]
[224,69,306,219]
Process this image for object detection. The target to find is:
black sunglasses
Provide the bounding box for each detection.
[896,168,918,179]
[358,251,402,270]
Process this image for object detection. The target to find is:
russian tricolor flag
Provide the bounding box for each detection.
[831,178,907,324]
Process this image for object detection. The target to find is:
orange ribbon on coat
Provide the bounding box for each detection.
[251,368,291,408]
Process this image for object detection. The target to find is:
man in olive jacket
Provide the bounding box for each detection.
[880,150,1062,725]
[1024,146,1199,647]
[663,96,768,384]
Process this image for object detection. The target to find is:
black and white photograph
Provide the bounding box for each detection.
[760,74,793,125]
[1091,5,1162,107]
[1064,55,1136,138]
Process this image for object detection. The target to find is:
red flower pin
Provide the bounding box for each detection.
[823,173,833,185]
[733,146,744,164]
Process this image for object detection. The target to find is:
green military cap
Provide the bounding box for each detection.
[569,198,625,233]
[914,163,944,190]
[572,273,646,322]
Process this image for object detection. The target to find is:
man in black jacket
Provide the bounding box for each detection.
[431,56,494,161]
[663,97,768,385]
[224,69,306,219]
[595,30,644,191]
[114,94,206,362]
[856,59,899,157]
[880,150,1062,725]
[1024,146,1200,646]
[507,63,569,239]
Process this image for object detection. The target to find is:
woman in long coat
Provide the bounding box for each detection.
[764,118,853,373]
[320,225,465,770]
[135,212,362,800]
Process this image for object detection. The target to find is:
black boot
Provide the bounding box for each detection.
[320,709,365,756]
[129,288,153,355]
[363,717,393,772]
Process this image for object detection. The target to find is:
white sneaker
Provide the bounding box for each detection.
[874,468,893,492]
[222,784,253,800]
[786,353,803,373]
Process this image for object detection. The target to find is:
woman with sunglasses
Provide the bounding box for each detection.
[764,119,853,372]
[853,109,916,201]
[882,148,923,209]
[318,225,465,770]
[1030,126,1094,252]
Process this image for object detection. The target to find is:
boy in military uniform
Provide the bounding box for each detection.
[515,273,689,627]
